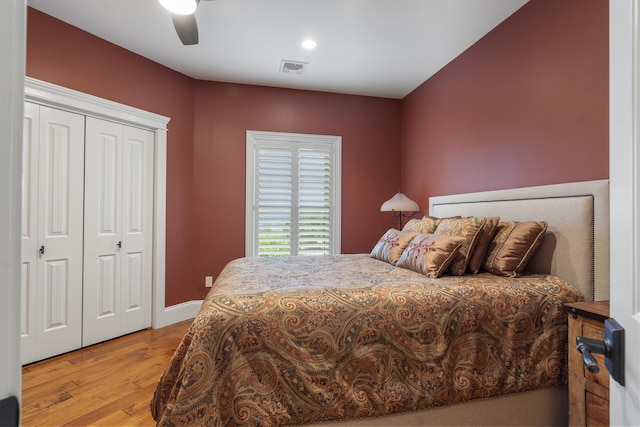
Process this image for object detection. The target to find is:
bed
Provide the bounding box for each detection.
[151,180,609,426]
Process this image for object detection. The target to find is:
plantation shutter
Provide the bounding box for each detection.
[256,145,293,256]
[246,131,341,257]
[298,147,332,255]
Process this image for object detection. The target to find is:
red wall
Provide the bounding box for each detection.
[25,8,402,305]
[401,0,609,204]
[190,82,401,301]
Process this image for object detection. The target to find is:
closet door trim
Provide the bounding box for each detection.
[25,77,172,329]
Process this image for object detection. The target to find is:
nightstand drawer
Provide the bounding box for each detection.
[586,390,608,426]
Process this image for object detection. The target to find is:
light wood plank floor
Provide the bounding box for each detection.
[21,319,193,426]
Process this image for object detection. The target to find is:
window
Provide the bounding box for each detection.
[246,131,341,257]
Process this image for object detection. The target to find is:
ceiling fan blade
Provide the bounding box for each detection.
[172,13,199,45]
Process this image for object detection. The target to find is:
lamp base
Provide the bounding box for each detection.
[393,210,414,230]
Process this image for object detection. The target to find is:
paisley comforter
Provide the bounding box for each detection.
[151,254,584,426]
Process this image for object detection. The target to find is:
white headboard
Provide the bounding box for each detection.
[429,180,609,302]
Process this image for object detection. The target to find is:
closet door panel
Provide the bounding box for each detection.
[34,106,85,361]
[120,126,153,333]
[21,102,39,364]
[97,255,117,318]
[21,262,33,362]
[44,259,70,329]
[83,117,123,346]
[123,252,143,310]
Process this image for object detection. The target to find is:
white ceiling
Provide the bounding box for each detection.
[27,0,528,99]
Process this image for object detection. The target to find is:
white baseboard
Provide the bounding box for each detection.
[154,300,202,329]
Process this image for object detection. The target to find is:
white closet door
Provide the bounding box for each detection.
[83,118,123,345]
[83,117,153,346]
[120,125,153,334]
[37,105,85,360]
[21,105,85,364]
[21,102,40,364]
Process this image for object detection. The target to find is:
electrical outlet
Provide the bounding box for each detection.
[205,276,213,287]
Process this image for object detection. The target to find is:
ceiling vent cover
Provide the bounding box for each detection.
[280,60,307,75]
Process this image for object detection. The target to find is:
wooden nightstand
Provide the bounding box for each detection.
[564,300,610,427]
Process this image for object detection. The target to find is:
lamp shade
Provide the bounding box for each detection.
[159,0,197,15]
[380,192,420,212]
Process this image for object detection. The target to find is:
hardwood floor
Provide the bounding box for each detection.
[21,319,193,426]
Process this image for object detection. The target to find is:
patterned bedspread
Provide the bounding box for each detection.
[151,254,584,426]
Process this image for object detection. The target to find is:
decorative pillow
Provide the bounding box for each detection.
[402,215,460,234]
[370,228,417,265]
[467,216,500,274]
[483,221,548,277]
[433,216,487,275]
[396,234,465,278]
[402,218,426,233]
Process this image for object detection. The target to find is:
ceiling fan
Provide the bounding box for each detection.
[159,0,214,45]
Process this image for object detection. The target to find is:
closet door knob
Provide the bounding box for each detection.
[117,241,122,250]
[39,245,45,256]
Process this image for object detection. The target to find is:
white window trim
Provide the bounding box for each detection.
[246,130,342,257]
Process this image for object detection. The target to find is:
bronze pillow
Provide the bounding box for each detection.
[483,221,548,277]
[370,228,417,265]
[467,216,500,274]
[396,234,465,278]
[433,216,487,275]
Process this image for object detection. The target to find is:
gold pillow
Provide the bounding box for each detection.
[483,221,548,277]
[433,217,487,275]
[370,228,417,265]
[402,218,426,233]
[396,234,465,278]
[467,216,500,274]
[402,215,461,234]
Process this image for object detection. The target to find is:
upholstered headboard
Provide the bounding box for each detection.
[429,180,609,302]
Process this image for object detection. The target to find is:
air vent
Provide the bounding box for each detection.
[280,60,307,75]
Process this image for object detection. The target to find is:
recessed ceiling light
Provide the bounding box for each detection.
[302,39,317,50]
